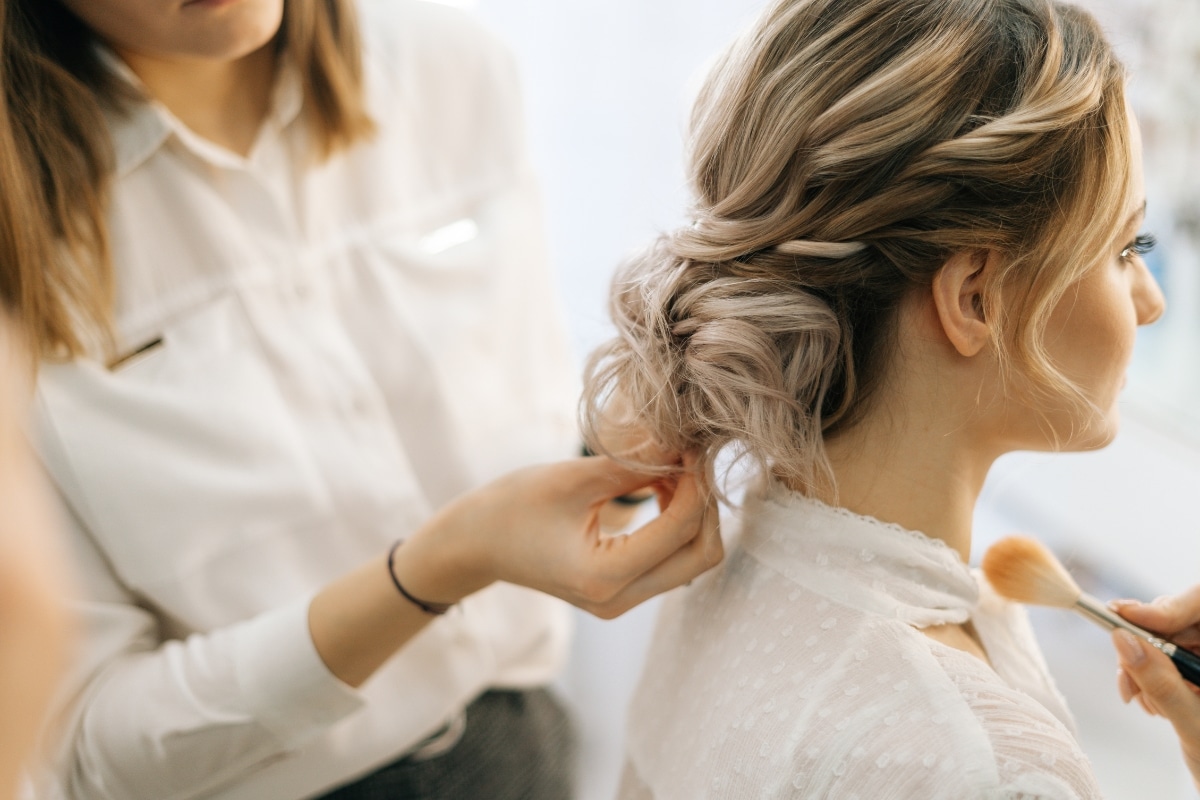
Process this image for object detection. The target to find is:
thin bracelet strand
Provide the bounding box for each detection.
[387,540,455,616]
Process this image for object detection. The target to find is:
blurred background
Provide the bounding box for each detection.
[453,0,1200,797]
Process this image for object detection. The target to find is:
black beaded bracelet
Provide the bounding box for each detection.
[387,540,455,616]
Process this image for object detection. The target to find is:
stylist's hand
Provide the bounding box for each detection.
[1111,590,1200,787]
[398,455,721,619]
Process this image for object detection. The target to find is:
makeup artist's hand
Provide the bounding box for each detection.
[1111,591,1200,787]
[398,454,722,620]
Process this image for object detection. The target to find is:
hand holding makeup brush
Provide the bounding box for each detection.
[1111,591,1200,788]
[981,536,1200,789]
[982,537,1200,688]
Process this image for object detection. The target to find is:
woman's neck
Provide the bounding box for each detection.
[819,416,995,563]
[807,301,1007,562]
[116,44,278,158]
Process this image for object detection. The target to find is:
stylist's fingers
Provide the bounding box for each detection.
[582,495,722,619]
[594,470,717,580]
[1112,586,1200,636]
[649,452,700,514]
[1114,631,1200,785]
[570,453,679,505]
[1117,667,1165,719]
[1117,667,1140,705]
[1114,630,1200,735]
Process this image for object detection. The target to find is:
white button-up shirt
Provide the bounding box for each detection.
[31,3,578,798]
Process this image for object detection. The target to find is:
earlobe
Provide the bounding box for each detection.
[931,250,993,358]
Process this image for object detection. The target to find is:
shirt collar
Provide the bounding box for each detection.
[740,481,980,627]
[95,48,170,178]
[96,45,304,177]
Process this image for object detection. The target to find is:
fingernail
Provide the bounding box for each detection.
[1117,669,1135,704]
[1114,629,1146,665]
[1109,598,1140,610]
[1151,595,1174,609]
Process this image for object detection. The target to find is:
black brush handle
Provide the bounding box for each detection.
[1077,595,1200,687]
[1168,645,1200,688]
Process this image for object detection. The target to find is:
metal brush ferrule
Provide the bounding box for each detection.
[1073,593,1167,650]
[1071,594,1200,689]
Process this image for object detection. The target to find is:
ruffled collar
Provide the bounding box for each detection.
[739,482,979,627]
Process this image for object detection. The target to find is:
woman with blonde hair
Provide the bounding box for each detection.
[585,0,1164,795]
[3,0,721,798]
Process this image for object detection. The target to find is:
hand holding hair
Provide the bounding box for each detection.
[396,453,722,619]
[309,454,721,688]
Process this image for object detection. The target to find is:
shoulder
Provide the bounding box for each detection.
[790,633,1097,799]
[973,569,1078,731]
[630,588,1099,799]
[627,569,980,796]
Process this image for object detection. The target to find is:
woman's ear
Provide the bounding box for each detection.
[931,250,995,358]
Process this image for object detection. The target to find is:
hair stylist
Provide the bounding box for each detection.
[9,0,721,798]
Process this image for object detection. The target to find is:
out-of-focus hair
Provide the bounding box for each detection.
[3,0,374,361]
[0,0,109,359]
[584,0,1131,493]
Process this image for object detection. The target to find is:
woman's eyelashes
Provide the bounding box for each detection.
[1120,232,1157,261]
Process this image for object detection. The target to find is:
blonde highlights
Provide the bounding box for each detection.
[584,0,1131,492]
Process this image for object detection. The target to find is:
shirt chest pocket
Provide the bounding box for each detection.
[37,292,337,596]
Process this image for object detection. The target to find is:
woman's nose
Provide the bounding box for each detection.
[1134,260,1166,326]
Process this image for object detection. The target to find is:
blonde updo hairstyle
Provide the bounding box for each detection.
[583,0,1132,493]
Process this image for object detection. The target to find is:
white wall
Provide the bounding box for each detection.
[473,0,770,359]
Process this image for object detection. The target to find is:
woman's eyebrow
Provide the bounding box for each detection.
[1122,200,1148,234]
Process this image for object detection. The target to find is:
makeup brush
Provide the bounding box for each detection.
[982,535,1200,687]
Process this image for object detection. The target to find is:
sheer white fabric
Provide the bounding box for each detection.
[621,483,1103,799]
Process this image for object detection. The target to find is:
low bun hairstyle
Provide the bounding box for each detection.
[583,0,1131,493]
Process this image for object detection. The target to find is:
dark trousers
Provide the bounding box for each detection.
[318,689,576,800]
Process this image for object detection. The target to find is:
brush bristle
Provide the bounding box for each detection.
[981,536,1081,608]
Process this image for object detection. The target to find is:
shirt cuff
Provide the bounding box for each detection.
[230,594,365,750]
